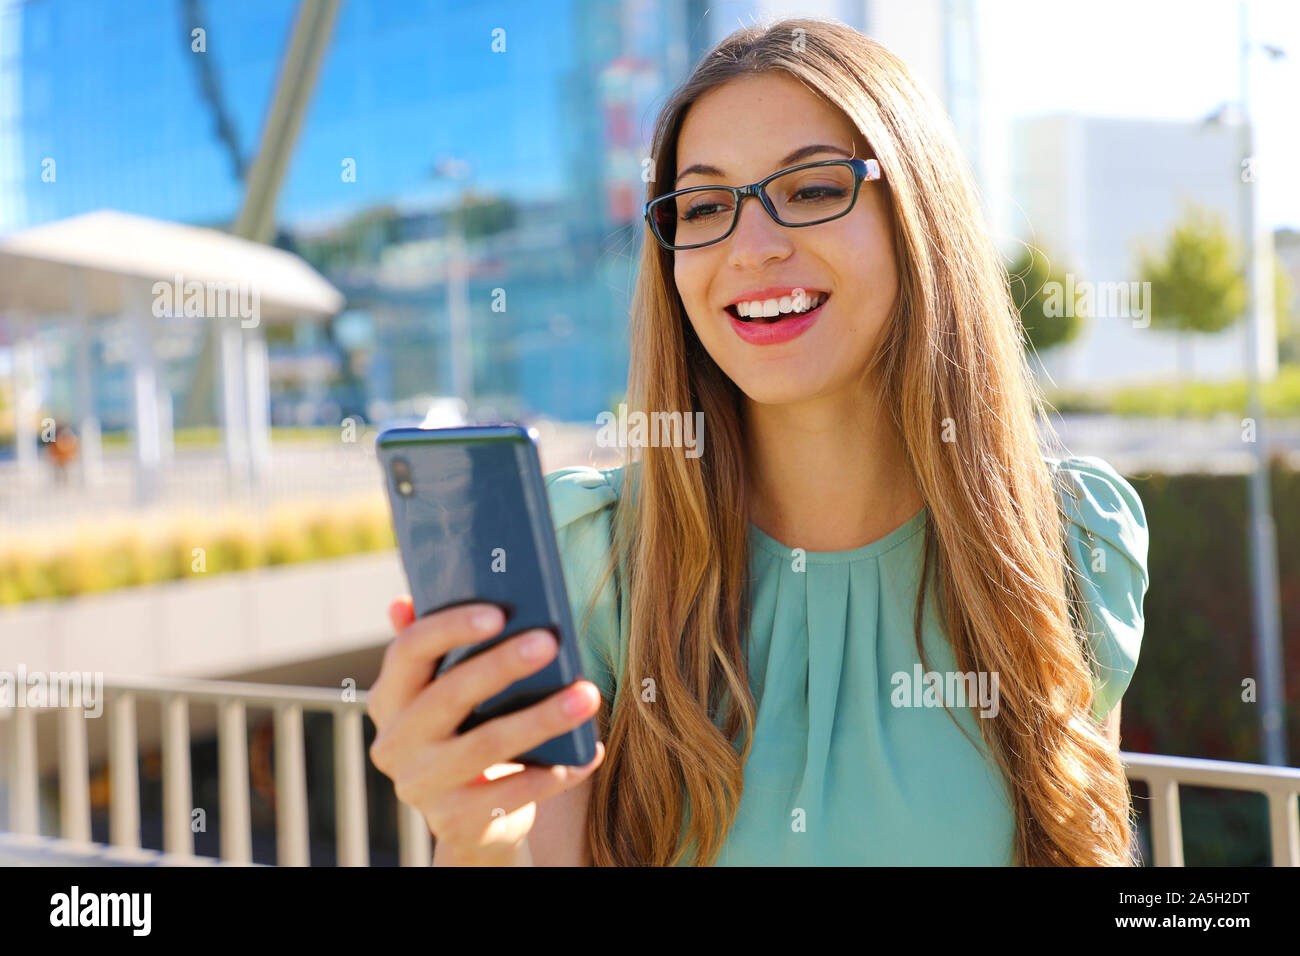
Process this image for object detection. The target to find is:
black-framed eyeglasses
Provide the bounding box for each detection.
[644,157,882,251]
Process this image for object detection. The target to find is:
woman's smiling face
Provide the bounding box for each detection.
[671,71,898,406]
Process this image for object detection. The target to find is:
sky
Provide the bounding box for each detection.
[979,0,1300,232]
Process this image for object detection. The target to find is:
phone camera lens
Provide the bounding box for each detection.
[391,458,412,496]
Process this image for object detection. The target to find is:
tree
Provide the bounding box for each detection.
[1137,205,1246,382]
[1273,229,1299,365]
[1006,246,1084,355]
[451,192,518,240]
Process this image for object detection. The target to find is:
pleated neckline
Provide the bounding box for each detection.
[747,506,928,564]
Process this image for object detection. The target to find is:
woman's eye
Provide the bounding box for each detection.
[791,186,846,203]
[683,202,727,221]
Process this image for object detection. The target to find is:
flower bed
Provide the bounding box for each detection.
[0,495,396,606]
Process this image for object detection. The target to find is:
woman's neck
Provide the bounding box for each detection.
[742,385,923,552]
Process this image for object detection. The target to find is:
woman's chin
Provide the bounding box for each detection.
[734,374,833,408]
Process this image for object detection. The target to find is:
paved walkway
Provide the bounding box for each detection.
[2,416,1296,536]
[0,421,626,535]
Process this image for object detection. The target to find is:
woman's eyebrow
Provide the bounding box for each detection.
[674,143,853,185]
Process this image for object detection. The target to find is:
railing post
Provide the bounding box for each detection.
[398,799,432,867]
[334,708,368,866]
[6,706,39,835]
[1143,774,1185,867]
[273,703,310,866]
[217,698,252,864]
[1267,790,1300,867]
[57,706,92,843]
[108,693,141,848]
[161,693,194,857]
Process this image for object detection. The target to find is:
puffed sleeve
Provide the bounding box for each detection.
[544,465,624,711]
[1048,455,1150,724]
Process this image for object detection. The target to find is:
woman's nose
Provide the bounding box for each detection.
[726,196,792,270]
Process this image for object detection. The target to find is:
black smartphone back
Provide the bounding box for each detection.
[375,424,598,767]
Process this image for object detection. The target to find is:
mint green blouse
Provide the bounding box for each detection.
[543,455,1149,865]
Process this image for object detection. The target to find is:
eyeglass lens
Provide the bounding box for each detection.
[652,162,856,248]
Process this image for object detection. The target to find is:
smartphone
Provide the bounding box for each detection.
[375,423,598,767]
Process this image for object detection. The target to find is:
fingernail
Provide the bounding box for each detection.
[563,684,596,716]
[471,607,502,632]
[519,630,556,660]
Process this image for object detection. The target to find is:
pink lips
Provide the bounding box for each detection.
[727,295,827,345]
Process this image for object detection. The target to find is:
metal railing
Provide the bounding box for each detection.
[3,676,1298,866]
[1,675,431,867]
[1123,751,1300,866]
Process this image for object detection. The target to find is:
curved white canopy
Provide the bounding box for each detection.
[0,209,343,321]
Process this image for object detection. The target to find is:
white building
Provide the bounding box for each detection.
[1012,113,1251,389]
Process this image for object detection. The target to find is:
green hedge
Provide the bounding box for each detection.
[1123,457,1299,865]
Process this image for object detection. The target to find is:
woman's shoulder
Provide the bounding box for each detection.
[543,461,634,529]
[542,462,633,706]
[1046,454,1149,582]
[1044,454,1150,722]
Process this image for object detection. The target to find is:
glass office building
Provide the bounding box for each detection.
[0,0,709,424]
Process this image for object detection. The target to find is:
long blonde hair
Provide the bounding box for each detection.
[580,17,1134,866]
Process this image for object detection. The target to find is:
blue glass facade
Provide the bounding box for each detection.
[0,0,697,422]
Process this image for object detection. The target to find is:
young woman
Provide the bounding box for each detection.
[367,18,1149,867]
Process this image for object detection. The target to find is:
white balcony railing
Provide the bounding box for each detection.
[1123,752,1300,866]
[1,674,431,866]
[2,675,1298,866]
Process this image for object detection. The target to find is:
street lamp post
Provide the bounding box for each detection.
[1236,0,1287,766]
[432,158,474,414]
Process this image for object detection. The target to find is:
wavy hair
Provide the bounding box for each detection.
[578,16,1134,866]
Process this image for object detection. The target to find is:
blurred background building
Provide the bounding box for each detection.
[1014,114,1249,387]
[0,0,703,433]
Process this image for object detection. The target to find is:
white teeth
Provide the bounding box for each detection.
[732,292,827,320]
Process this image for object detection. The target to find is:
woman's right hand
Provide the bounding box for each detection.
[367,596,605,866]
